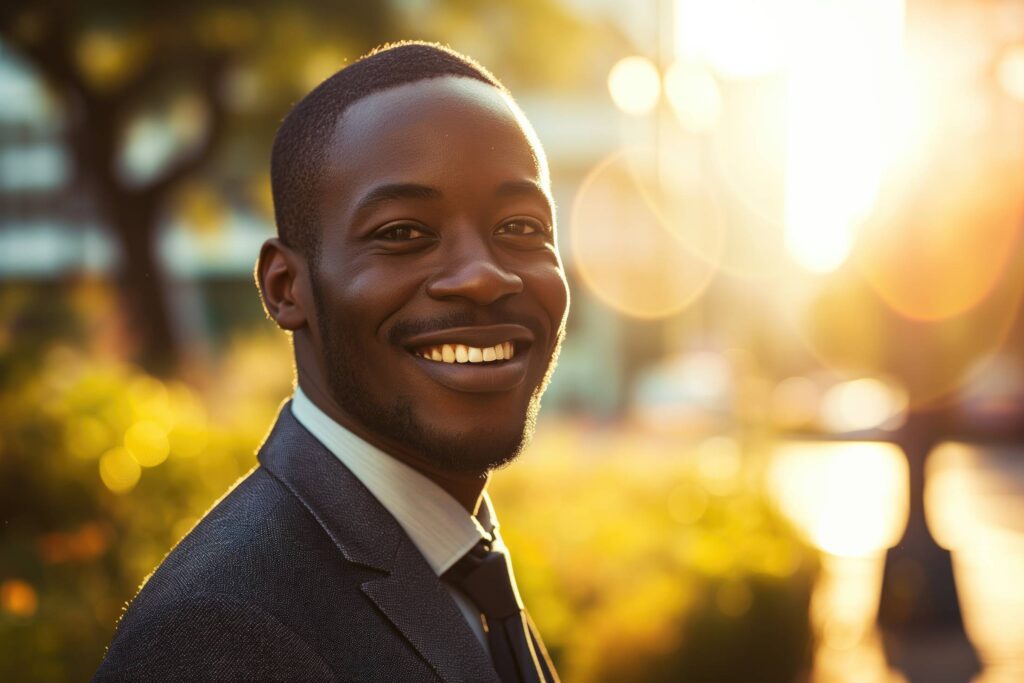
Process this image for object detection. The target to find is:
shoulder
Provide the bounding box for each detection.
[128,467,311,605]
[94,592,336,681]
[97,466,376,679]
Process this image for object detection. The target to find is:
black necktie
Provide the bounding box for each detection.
[443,538,557,683]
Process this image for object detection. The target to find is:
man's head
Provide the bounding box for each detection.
[258,42,569,479]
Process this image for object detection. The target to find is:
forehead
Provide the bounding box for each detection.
[323,76,548,203]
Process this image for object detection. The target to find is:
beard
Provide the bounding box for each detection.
[311,278,562,476]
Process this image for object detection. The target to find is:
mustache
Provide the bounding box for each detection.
[387,309,546,345]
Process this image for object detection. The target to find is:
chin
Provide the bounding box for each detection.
[410,396,541,476]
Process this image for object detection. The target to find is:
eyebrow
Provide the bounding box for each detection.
[351,183,442,219]
[350,179,553,223]
[495,179,549,201]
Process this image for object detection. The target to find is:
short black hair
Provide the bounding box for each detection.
[270,41,506,261]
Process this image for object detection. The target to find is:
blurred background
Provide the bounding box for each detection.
[1,0,1022,681]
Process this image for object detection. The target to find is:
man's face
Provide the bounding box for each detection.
[307,76,569,476]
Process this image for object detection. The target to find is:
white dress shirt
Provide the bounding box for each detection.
[290,386,505,654]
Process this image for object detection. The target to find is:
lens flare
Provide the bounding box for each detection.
[570,148,724,319]
[858,147,1024,322]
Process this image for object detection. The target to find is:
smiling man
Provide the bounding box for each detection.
[95,42,568,682]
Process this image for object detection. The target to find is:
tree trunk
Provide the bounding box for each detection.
[107,195,180,376]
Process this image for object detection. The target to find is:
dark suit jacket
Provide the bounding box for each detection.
[95,403,548,681]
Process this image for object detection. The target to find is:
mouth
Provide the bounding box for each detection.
[399,324,535,394]
[412,341,516,364]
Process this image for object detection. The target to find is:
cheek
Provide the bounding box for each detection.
[323,262,424,339]
[524,263,570,330]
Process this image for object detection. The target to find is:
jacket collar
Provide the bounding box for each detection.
[257,402,499,683]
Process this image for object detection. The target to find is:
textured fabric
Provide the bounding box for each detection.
[291,386,499,653]
[94,403,502,682]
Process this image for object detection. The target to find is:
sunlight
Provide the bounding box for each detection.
[770,441,910,683]
[674,0,792,79]
[926,443,1024,680]
[784,0,905,274]
[768,441,908,558]
[663,61,722,134]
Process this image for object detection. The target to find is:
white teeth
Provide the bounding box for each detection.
[414,341,515,364]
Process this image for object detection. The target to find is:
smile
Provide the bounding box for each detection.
[413,342,515,364]
[399,324,535,394]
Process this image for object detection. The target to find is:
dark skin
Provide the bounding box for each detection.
[258,76,569,514]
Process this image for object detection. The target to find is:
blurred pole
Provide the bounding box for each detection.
[879,405,963,628]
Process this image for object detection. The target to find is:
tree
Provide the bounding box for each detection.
[0,0,593,374]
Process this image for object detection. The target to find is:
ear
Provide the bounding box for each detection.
[256,238,309,331]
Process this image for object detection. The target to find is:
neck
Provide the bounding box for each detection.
[295,369,489,515]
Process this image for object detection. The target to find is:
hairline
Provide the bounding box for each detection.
[308,73,527,269]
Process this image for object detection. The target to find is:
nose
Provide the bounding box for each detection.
[426,243,524,305]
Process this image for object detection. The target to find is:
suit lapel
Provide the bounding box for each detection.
[361,540,499,682]
[258,403,499,682]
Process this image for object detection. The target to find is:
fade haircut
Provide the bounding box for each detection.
[270,41,506,262]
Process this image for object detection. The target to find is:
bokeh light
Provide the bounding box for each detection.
[607,56,661,115]
[98,446,142,494]
[996,43,1024,103]
[819,378,907,434]
[124,420,170,467]
[770,440,911,681]
[926,443,1024,681]
[769,442,909,558]
[0,580,38,618]
[73,30,139,91]
[663,61,722,134]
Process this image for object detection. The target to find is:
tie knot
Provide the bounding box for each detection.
[443,541,524,619]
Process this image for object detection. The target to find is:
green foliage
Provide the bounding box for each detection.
[0,285,817,681]
[0,285,294,679]
[491,426,819,683]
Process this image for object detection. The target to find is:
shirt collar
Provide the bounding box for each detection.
[290,386,497,575]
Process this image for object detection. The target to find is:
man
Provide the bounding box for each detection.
[95,41,569,682]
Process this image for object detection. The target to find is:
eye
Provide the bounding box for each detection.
[495,218,549,237]
[376,223,431,241]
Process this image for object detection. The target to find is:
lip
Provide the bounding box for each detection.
[409,353,529,393]
[399,324,535,351]
[398,324,536,394]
